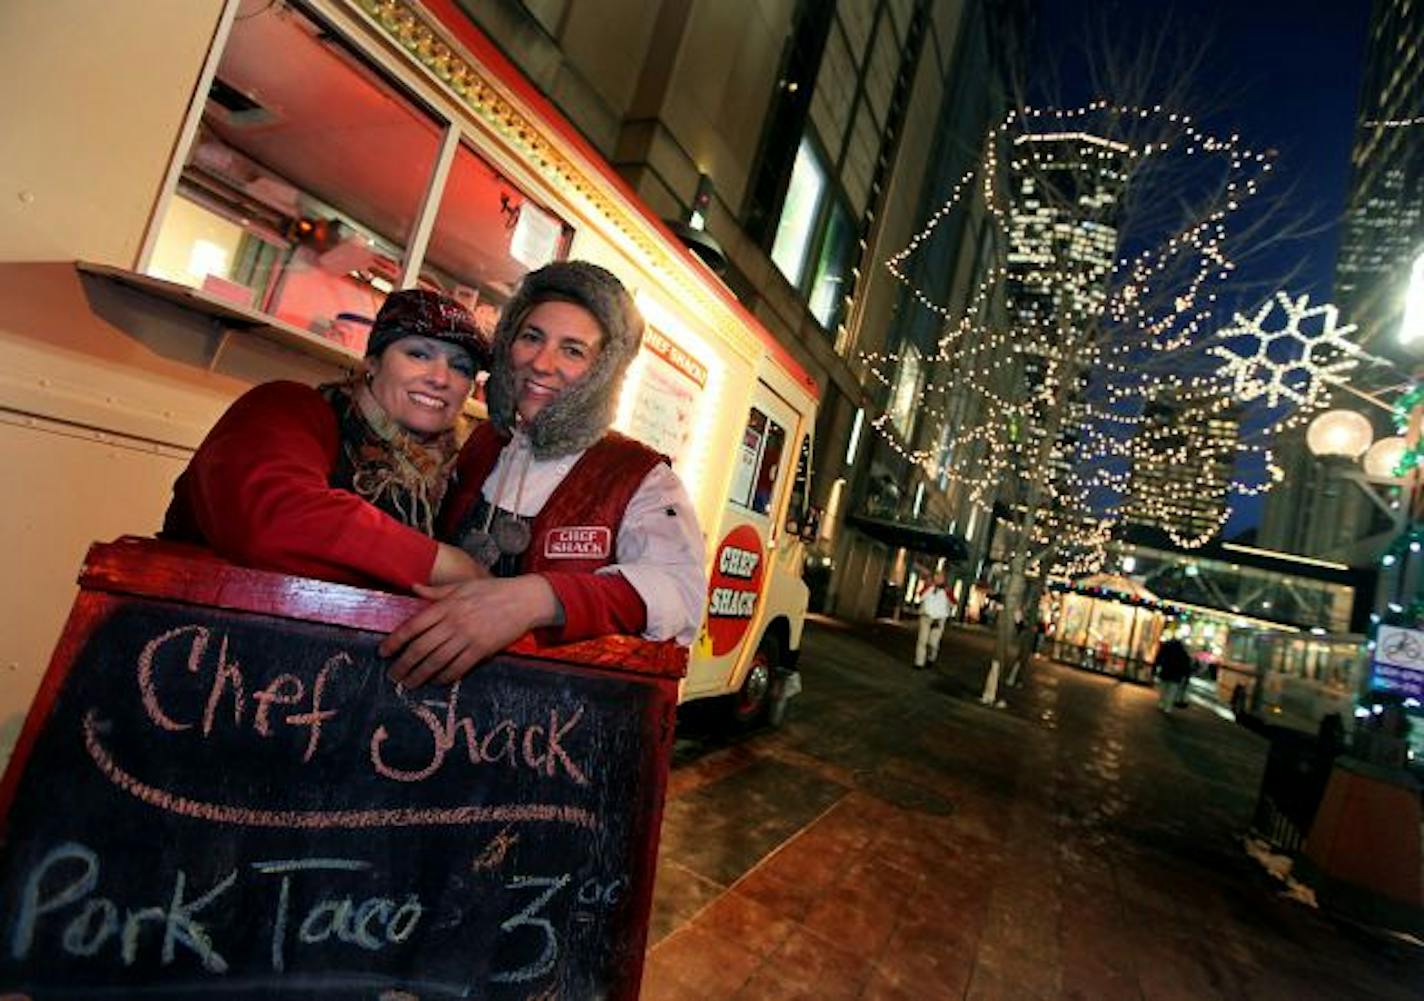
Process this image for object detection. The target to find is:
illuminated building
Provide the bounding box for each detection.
[1124,396,1241,546]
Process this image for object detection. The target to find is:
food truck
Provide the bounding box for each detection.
[0,0,822,768]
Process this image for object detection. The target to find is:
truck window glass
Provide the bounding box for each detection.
[752,420,787,515]
[420,143,573,338]
[728,408,767,509]
[145,3,441,349]
[786,434,812,530]
[729,407,786,516]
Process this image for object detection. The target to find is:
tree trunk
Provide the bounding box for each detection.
[984,326,1084,704]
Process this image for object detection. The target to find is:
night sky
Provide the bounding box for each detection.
[1033,0,1371,298]
[1031,0,1374,533]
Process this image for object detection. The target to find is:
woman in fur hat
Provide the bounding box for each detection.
[381,261,705,687]
[161,289,492,590]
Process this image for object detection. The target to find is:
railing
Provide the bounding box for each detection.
[1044,637,1154,684]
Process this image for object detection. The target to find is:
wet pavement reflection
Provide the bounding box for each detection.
[642,617,1423,1001]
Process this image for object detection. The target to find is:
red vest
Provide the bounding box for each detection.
[439,423,667,574]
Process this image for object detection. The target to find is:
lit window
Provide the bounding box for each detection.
[770,138,827,285]
[889,345,922,438]
[808,201,854,328]
[146,3,442,345]
[846,407,865,465]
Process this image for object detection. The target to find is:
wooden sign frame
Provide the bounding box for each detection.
[0,537,685,999]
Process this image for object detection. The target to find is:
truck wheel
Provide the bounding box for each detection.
[729,636,778,729]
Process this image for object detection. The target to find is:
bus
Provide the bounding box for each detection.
[1219,629,1369,733]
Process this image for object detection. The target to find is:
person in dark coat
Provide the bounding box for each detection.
[1154,635,1193,713]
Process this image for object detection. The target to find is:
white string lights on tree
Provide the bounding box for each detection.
[867,100,1363,579]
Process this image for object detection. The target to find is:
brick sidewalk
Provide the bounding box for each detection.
[641,618,1423,1001]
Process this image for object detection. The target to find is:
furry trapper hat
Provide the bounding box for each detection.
[485,261,645,458]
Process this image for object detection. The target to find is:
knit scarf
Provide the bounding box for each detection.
[321,378,461,536]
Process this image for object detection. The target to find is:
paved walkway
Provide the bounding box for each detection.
[641,617,1423,1001]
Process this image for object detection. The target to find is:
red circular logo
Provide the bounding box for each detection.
[706,524,765,657]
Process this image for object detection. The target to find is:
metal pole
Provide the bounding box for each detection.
[1399,366,1424,603]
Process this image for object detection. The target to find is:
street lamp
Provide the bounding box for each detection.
[1303,409,1395,594]
[1306,408,1374,459]
[1362,436,1408,479]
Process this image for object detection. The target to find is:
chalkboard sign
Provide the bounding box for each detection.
[0,538,684,1000]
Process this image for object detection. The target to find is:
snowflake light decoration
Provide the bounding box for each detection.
[1208,292,1360,408]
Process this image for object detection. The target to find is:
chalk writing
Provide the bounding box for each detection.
[9,844,632,985]
[370,683,590,786]
[575,876,628,908]
[11,842,233,972]
[137,625,350,761]
[250,858,421,971]
[0,551,676,999]
[490,874,570,984]
[473,827,521,872]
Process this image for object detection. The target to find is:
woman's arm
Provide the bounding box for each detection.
[591,463,706,644]
[173,382,440,589]
[380,463,707,685]
[428,542,489,584]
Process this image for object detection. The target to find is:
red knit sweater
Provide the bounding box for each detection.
[161,381,438,590]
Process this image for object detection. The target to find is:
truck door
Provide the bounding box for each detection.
[690,381,803,697]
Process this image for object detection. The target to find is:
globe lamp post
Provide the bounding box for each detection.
[1305,409,1374,461]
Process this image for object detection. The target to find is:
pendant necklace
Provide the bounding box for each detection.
[463,441,532,567]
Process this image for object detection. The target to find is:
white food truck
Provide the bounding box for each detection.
[0,0,823,765]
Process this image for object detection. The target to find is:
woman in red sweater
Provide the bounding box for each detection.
[161,289,492,591]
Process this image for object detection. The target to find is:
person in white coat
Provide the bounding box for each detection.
[914,571,953,670]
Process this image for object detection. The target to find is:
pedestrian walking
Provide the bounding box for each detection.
[1154,634,1193,712]
[914,571,953,669]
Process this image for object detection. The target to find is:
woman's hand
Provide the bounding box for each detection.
[380,575,563,687]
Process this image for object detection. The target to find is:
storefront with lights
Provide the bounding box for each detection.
[1043,574,1174,683]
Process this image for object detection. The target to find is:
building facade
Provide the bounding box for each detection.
[1123,396,1240,547]
[1334,0,1424,360]
[459,0,1031,619]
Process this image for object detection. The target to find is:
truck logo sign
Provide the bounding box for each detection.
[706,525,764,656]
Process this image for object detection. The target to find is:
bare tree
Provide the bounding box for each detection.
[875,17,1330,701]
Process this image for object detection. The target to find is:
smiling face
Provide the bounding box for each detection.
[507,300,604,424]
[365,335,475,436]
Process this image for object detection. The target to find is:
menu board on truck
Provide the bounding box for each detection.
[624,326,707,469]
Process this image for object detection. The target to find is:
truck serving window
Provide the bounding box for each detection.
[143,2,569,350]
[419,143,572,337]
